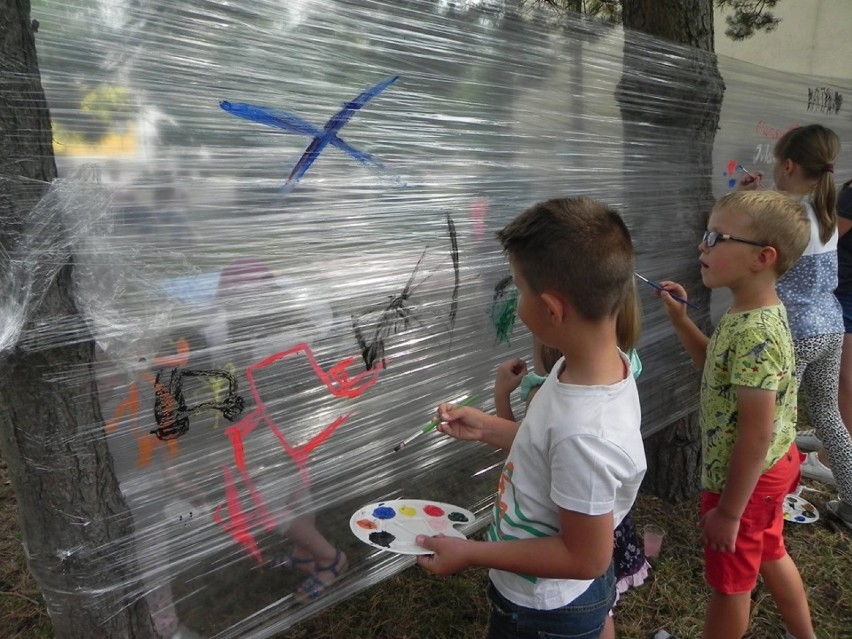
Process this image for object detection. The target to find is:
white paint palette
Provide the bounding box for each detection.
[783,493,820,524]
[349,499,475,555]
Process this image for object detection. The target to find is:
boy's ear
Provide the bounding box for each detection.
[540,292,566,324]
[755,245,779,271]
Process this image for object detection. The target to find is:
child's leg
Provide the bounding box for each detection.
[286,514,348,602]
[840,332,852,439]
[797,335,852,504]
[600,614,615,639]
[759,554,815,639]
[703,590,750,639]
[287,513,342,566]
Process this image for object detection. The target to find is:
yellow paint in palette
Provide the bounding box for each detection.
[399,505,416,517]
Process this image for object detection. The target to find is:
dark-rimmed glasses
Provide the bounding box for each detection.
[702,230,768,248]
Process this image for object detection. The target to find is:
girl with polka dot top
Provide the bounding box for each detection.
[740,124,852,530]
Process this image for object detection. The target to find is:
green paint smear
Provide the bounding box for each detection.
[491,289,518,345]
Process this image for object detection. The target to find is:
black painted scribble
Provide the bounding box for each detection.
[807,87,843,115]
[352,249,428,370]
[352,218,462,369]
[152,368,245,440]
[446,212,460,331]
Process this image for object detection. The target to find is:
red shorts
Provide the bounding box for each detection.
[701,444,801,594]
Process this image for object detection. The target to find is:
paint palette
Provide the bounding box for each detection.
[350,499,475,555]
[783,493,820,524]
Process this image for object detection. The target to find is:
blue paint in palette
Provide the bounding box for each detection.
[372,505,396,520]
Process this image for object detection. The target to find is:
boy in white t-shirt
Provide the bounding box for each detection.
[416,197,646,639]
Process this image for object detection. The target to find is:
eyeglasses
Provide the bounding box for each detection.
[702,230,768,248]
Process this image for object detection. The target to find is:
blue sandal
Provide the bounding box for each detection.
[294,549,347,603]
[266,550,314,572]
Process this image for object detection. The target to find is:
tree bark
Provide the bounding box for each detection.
[0,1,155,636]
[618,0,724,501]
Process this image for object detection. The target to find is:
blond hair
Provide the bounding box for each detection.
[714,191,810,276]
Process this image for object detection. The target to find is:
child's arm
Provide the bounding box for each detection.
[657,280,709,368]
[416,507,613,579]
[435,404,519,451]
[494,358,527,421]
[702,386,776,553]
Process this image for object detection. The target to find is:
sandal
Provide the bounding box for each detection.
[294,549,348,604]
[265,549,315,573]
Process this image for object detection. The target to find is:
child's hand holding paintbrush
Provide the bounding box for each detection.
[393,395,479,451]
[654,279,695,324]
[393,393,522,452]
[433,397,519,452]
[736,164,764,189]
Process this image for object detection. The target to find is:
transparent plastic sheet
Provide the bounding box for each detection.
[2,0,851,636]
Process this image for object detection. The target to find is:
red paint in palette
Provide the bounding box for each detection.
[423,504,445,517]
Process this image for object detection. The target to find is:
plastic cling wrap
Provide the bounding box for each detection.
[2,0,851,637]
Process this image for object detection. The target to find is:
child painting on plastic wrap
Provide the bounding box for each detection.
[738,124,852,530]
[493,280,648,639]
[416,197,646,639]
[654,191,815,639]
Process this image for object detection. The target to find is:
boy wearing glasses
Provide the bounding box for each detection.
[656,191,816,639]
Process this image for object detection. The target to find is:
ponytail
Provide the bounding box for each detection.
[774,124,840,243]
[812,170,838,244]
[616,279,641,353]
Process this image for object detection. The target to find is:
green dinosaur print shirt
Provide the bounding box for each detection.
[700,305,797,492]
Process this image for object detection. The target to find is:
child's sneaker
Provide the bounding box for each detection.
[650,632,680,639]
[825,499,852,531]
[800,451,836,486]
[794,428,822,452]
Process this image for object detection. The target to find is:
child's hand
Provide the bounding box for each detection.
[737,171,764,190]
[435,403,487,442]
[657,280,689,323]
[495,358,527,398]
[415,534,471,575]
[699,507,740,553]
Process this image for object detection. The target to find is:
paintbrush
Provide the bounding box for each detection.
[634,273,700,311]
[393,395,478,452]
[736,164,757,181]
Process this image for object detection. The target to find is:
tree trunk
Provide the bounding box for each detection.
[0,1,155,636]
[618,0,724,501]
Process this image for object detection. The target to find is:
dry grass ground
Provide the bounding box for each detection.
[2,456,850,639]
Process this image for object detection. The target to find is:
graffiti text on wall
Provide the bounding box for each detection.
[807,87,843,115]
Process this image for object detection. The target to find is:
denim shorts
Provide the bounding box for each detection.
[837,291,852,334]
[485,564,616,639]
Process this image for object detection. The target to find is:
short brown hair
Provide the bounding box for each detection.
[714,191,810,276]
[497,197,635,321]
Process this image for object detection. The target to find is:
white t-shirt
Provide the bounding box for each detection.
[487,350,646,610]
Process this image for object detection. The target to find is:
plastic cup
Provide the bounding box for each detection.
[643,524,666,558]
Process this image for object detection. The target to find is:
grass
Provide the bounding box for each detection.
[0,458,53,639]
[2,456,850,639]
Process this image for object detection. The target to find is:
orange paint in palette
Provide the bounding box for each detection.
[349,499,475,555]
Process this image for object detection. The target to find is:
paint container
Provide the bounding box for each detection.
[642,524,666,558]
